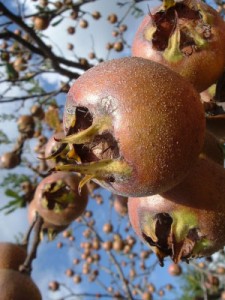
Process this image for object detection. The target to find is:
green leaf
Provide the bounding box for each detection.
[0,174,31,188]
[0,130,10,144]
[5,189,20,199]
[51,17,64,27]
[0,197,26,215]
[5,63,18,80]
[0,114,16,122]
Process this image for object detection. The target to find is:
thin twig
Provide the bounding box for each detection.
[19,213,44,275]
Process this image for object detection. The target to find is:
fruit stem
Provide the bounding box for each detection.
[21,211,39,251]
[19,213,44,275]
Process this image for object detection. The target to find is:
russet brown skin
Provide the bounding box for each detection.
[33,16,49,31]
[132,1,225,92]
[44,131,67,168]
[28,199,68,233]
[0,269,42,300]
[128,158,225,262]
[32,172,88,226]
[64,57,205,197]
[0,243,26,271]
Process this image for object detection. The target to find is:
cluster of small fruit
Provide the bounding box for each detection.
[46,0,225,266]
[30,2,127,64]
[0,105,44,170]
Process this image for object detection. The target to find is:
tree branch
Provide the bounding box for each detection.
[0,2,92,78]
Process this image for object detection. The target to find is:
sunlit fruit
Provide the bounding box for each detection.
[0,269,42,300]
[30,105,45,120]
[17,115,35,138]
[107,13,118,24]
[168,263,182,276]
[13,57,27,72]
[53,57,205,197]
[27,199,68,235]
[92,11,101,20]
[48,281,59,291]
[33,16,49,30]
[0,151,21,169]
[31,172,88,226]
[113,195,128,216]
[132,0,225,92]
[0,242,26,270]
[128,158,225,265]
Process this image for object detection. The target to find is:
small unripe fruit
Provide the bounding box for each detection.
[73,275,82,283]
[17,115,35,138]
[0,151,21,169]
[79,19,88,28]
[33,16,49,30]
[103,223,113,233]
[142,292,153,300]
[102,240,113,251]
[13,57,27,72]
[48,281,59,291]
[168,263,182,276]
[113,41,124,52]
[70,10,78,20]
[67,27,75,35]
[92,11,101,20]
[30,105,44,120]
[107,14,118,24]
[65,269,74,277]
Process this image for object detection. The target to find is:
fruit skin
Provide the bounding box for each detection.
[0,243,26,271]
[0,151,21,169]
[128,158,225,264]
[63,57,205,197]
[44,131,68,168]
[17,115,35,138]
[33,16,49,30]
[27,198,68,233]
[168,263,182,276]
[132,1,225,92]
[113,195,128,216]
[0,269,42,300]
[32,172,88,226]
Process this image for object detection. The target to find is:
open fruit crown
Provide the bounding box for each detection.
[139,207,211,266]
[146,0,214,62]
[42,57,205,197]
[132,0,225,92]
[128,156,225,266]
